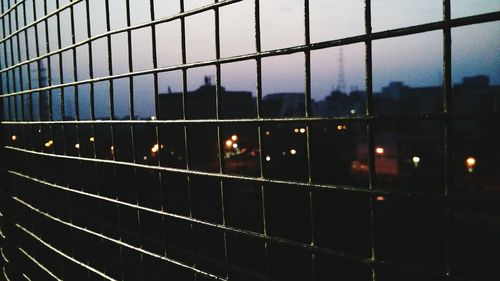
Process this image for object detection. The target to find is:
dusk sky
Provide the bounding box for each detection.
[3,2,500,280]
[18,0,500,119]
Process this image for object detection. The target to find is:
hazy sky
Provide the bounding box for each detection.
[9,0,500,119]
[94,0,499,95]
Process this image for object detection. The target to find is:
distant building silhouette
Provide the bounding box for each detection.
[158,76,255,119]
[315,90,365,116]
[454,75,500,113]
[311,75,499,117]
[262,93,305,117]
[372,81,442,115]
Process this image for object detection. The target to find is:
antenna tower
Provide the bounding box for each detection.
[336,47,346,93]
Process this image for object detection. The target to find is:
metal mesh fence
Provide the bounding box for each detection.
[0,0,499,280]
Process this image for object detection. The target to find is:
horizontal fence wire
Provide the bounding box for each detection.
[0,0,499,280]
[0,143,497,210]
[0,11,498,98]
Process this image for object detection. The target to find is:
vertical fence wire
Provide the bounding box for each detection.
[0,0,499,280]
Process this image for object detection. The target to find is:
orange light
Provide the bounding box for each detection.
[44,140,53,148]
[151,144,160,153]
[290,149,297,155]
[11,135,17,141]
[225,140,233,147]
[375,147,384,155]
[265,131,271,136]
[294,128,299,133]
[376,196,385,201]
[466,157,476,167]
[337,125,348,130]
[231,135,238,141]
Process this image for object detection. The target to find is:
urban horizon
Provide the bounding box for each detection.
[22,71,500,121]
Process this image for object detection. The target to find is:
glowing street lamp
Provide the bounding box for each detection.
[375,147,384,155]
[290,149,297,155]
[466,157,476,173]
[151,144,160,154]
[412,156,421,168]
[11,135,17,141]
[225,140,233,148]
[231,135,238,141]
[337,125,348,131]
[44,140,54,148]
[466,157,476,166]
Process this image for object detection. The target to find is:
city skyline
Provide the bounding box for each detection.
[10,1,498,106]
[37,72,500,120]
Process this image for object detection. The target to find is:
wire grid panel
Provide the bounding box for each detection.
[0,0,499,280]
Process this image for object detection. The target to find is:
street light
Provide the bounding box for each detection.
[466,157,476,173]
[412,156,421,168]
[375,147,384,155]
[44,140,53,148]
[151,144,160,153]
